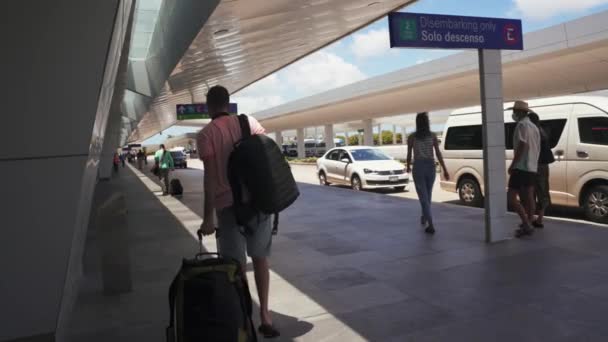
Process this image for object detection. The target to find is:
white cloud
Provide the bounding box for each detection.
[232,51,365,113]
[231,95,284,114]
[512,0,608,20]
[350,28,393,59]
[281,51,366,97]
[233,74,285,113]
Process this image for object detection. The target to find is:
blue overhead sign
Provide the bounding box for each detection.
[388,12,523,50]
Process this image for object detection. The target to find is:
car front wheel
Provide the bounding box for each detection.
[351,175,362,191]
[584,185,608,224]
[319,171,329,186]
[458,177,483,207]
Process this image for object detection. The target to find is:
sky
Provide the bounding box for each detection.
[143,0,608,145]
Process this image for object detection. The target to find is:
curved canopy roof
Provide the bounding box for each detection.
[126,0,417,142]
[253,10,608,132]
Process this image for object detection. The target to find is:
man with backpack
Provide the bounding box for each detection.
[197,85,281,338]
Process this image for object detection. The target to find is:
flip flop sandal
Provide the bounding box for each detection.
[258,324,280,338]
[515,228,534,238]
[532,221,544,229]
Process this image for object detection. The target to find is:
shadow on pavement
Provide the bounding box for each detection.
[130,164,608,341]
[444,199,589,222]
[69,165,313,341]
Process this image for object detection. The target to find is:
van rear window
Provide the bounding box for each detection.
[446,119,567,151]
[505,119,566,149]
[579,117,608,145]
[445,125,482,150]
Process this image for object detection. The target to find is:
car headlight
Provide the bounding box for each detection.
[364,168,374,174]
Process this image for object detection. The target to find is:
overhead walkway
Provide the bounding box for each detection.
[66,162,608,341]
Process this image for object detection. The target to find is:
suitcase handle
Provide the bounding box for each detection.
[194,252,220,260]
[195,228,220,257]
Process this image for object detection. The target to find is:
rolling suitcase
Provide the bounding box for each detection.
[166,231,257,342]
[170,178,183,196]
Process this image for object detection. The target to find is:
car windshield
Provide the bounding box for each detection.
[350,149,391,161]
[170,152,184,158]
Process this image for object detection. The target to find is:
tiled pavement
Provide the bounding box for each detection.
[67,163,608,341]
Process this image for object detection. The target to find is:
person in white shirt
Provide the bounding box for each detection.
[507,101,541,238]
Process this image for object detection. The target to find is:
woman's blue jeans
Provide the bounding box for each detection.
[412,159,436,225]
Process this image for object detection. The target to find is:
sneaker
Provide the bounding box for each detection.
[424,225,436,235]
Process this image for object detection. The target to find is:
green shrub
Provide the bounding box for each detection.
[287,157,318,163]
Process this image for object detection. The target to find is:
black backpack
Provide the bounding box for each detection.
[228,115,300,233]
[166,234,257,342]
[170,178,183,196]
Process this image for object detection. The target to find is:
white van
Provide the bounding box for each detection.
[440,95,608,223]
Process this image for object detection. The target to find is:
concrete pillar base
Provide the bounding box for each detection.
[96,183,133,295]
[324,124,335,149]
[363,119,373,146]
[296,128,305,159]
[479,49,509,243]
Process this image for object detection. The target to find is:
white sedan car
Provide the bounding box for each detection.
[316,146,409,191]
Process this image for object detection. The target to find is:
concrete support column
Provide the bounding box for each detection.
[393,125,397,145]
[402,126,408,145]
[324,124,335,149]
[99,110,123,180]
[377,124,382,146]
[0,1,136,341]
[363,119,373,146]
[296,128,305,159]
[479,49,508,243]
[96,184,132,295]
[344,132,349,146]
[275,130,284,146]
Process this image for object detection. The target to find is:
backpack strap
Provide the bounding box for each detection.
[238,114,251,139]
[272,213,279,235]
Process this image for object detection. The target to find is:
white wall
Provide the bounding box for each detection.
[0,1,132,340]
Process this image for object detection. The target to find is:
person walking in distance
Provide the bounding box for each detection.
[197,85,280,338]
[154,144,174,196]
[113,152,120,173]
[137,149,145,170]
[528,112,555,228]
[406,112,450,235]
[507,101,541,237]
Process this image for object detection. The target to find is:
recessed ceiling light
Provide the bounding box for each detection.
[214,29,229,35]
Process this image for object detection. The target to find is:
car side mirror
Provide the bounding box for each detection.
[341,158,351,163]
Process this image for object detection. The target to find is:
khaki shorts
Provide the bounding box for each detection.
[216,206,273,265]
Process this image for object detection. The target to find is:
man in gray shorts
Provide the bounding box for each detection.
[197,85,279,338]
[216,207,273,267]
